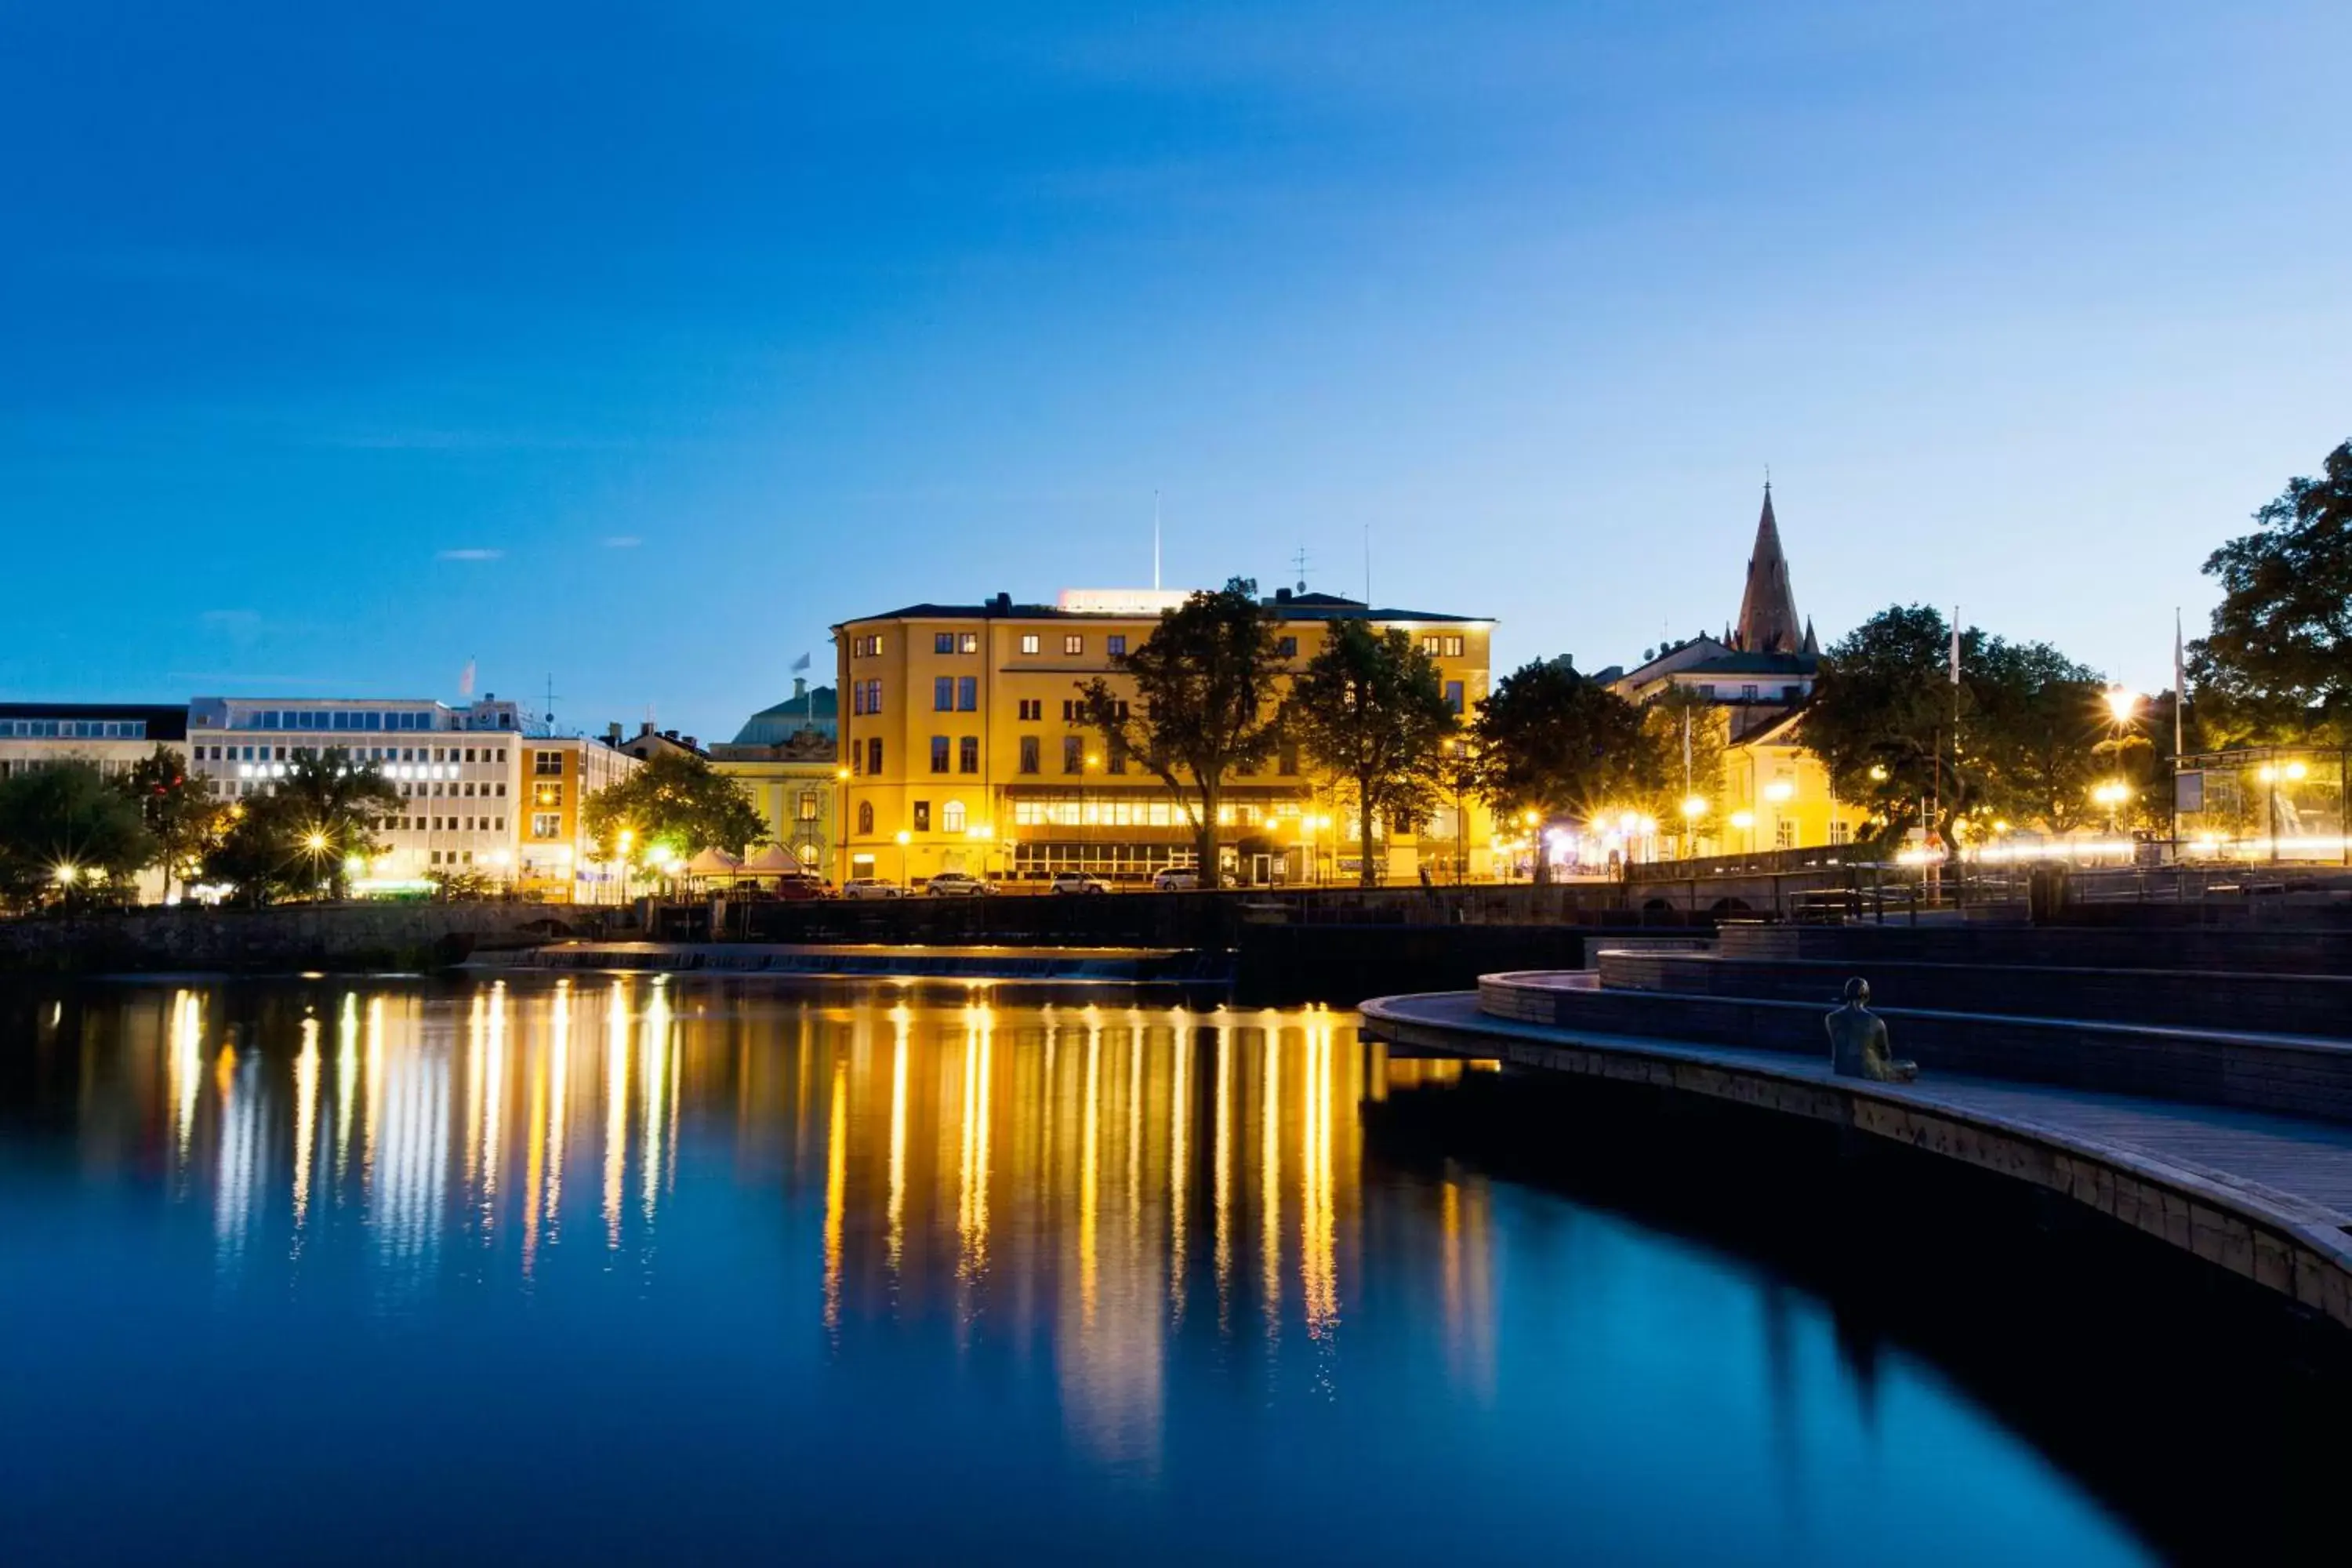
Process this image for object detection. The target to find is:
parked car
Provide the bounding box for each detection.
[840,877,909,900]
[1047,871,1112,895]
[1149,866,1200,892]
[770,874,833,901]
[924,872,993,897]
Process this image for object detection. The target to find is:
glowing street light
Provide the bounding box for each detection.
[53,862,78,887]
[1679,796,1708,820]
[2103,687,2143,728]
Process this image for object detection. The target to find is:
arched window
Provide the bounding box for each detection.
[942,800,967,833]
[857,800,874,835]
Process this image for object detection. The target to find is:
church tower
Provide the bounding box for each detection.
[1731,483,1803,654]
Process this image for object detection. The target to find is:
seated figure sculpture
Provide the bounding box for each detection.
[1826,977,1918,1083]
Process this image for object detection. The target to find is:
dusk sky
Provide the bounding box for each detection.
[5,2,2347,737]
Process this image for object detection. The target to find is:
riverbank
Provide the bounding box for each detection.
[0,902,605,975]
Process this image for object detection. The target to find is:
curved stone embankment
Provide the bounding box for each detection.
[1362,986,2352,1332]
[499,940,1232,986]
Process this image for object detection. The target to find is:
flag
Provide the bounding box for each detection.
[459,658,476,698]
[1948,611,1961,685]
[791,651,812,673]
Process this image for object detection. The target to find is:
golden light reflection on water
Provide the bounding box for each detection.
[73,981,1443,1454]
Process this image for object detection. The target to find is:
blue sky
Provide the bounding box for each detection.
[4,2,2347,736]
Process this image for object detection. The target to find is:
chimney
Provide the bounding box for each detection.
[1275,586,1293,603]
[684,735,698,751]
[793,676,807,699]
[605,723,622,745]
[990,591,1011,613]
[639,721,654,737]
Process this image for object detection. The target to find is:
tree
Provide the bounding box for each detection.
[1637,685,1728,854]
[2190,437,2352,744]
[583,750,767,863]
[204,749,404,903]
[0,762,156,910]
[1287,621,1458,885]
[118,743,225,902]
[1078,579,1286,889]
[1804,605,2115,855]
[1466,657,1665,883]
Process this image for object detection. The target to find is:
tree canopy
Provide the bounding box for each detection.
[1079,578,1286,888]
[582,750,766,862]
[203,749,404,903]
[118,743,225,902]
[0,762,156,909]
[1287,620,1458,885]
[1802,604,2125,854]
[1466,657,1664,881]
[2190,437,2352,744]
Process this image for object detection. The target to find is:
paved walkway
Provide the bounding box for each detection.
[1363,992,2352,1300]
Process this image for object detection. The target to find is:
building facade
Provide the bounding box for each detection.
[186,695,528,894]
[1607,487,1866,855]
[711,682,839,877]
[0,703,189,782]
[831,587,1494,886]
[516,735,642,902]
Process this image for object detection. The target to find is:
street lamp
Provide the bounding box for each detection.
[895,827,913,887]
[1730,809,1755,854]
[2092,779,2132,840]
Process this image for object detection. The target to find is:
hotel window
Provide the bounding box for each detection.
[1775,818,1796,850]
[531,813,562,840]
[959,736,979,774]
[853,634,884,658]
[959,632,979,654]
[957,677,977,711]
[534,782,563,808]
[931,735,951,773]
[1695,684,1715,699]
[1444,680,1465,713]
[942,800,967,833]
[935,633,956,655]
[1019,736,1040,774]
[1064,634,1083,655]
[1020,633,1040,655]
[866,736,882,774]
[1742,684,1759,701]
[1018,699,1041,721]
[858,801,874,834]
[1442,635,1465,657]
[1107,634,1127,658]
[1278,745,1299,775]
[913,800,931,833]
[935,677,955,712]
[866,679,884,713]
[1829,819,1851,846]
[1062,736,1083,774]
[797,790,819,821]
[1062,699,1079,722]
[1276,637,1298,658]
[1107,741,1126,775]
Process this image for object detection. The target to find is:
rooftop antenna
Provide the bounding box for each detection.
[1291,546,1309,593]
[540,673,562,735]
[1152,489,1161,591]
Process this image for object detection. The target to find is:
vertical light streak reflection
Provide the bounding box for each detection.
[334,995,360,1188]
[1213,1020,1232,1333]
[545,980,569,1239]
[362,993,386,1192]
[1125,1016,1144,1256]
[641,981,673,1227]
[604,980,630,1250]
[169,989,202,1169]
[1301,1014,1338,1341]
[1080,1013,1102,1325]
[212,1042,259,1268]
[464,993,487,1192]
[524,1001,549,1278]
[1169,1014,1190,1322]
[956,1003,994,1277]
[1260,1024,1282,1341]
[887,1004,910,1275]
[292,1014,320,1232]
[481,982,508,1212]
[822,1053,848,1334]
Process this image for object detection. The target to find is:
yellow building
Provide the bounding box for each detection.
[832,587,1495,886]
[1608,486,1867,856]
[515,735,641,902]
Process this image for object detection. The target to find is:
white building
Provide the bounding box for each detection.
[187,695,528,891]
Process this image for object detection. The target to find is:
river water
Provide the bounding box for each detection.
[0,975,2154,1563]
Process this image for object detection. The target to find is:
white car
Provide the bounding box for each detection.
[1150,867,1200,892]
[924,872,992,897]
[840,877,909,900]
[1047,871,1112,895]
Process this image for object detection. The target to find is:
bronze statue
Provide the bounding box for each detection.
[1826,978,1917,1083]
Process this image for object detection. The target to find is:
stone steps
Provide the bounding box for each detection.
[1595,949,2352,1038]
[1475,971,2352,1127]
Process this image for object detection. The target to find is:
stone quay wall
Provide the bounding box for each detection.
[0,902,602,975]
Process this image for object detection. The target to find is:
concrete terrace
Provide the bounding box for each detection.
[1362,986,2352,1331]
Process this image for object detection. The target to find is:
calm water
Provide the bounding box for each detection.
[0,976,2148,1565]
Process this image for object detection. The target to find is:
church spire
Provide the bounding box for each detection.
[1733,482,1803,655]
